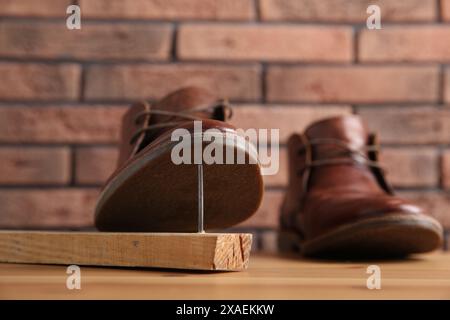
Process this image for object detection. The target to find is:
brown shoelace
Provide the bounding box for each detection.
[298,136,384,176]
[129,100,232,145]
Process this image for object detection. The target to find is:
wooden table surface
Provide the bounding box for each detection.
[1,253,450,299]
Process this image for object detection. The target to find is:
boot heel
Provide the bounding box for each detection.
[277,230,301,253]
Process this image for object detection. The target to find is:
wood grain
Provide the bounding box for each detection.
[1,253,450,299]
[0,231,252,271]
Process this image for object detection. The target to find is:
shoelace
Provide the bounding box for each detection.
[129,100,232,145]
[297,137,384,176]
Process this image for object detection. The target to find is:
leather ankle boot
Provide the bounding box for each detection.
[280,115,443,257]
[96,87,264,232]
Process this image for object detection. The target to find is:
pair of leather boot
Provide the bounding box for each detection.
[96,87,443,257]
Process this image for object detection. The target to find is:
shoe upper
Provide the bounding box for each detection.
[281,115,427,240]
[117,86,233,168]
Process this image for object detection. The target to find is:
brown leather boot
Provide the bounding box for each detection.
[95,87,264,232]
[280,115,443,257]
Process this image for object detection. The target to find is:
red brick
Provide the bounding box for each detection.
[0,189,97,229]
[75,147,118,185]
[381,148,438,188]
[0,0,71,18]
[0,147,70,185]
[232,104,352,143]
[260,0,436,22]
[440,151,450,189]
[240,190,283,228]
[80,0,255,20]
[178,24,352,62]
[442,0,450,21]
[267,66,438,104]
[360,27,450,62]
[0,21,172,61]
[444,68,450,104]
[0,106,125,143]
[357,107,450,144]
[0,104,350,145]
[400,191,450,229]
[84,64,261,102]
[0,63,80,101]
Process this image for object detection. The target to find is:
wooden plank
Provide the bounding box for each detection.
[1,253,450,299]
[0,231,252,271]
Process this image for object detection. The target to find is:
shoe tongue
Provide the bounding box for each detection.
[304,115,381,193]
[135,87,224,157]
[153,86,218,113]
[305,115,369,149]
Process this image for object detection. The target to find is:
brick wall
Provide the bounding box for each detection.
[1,0,450,251]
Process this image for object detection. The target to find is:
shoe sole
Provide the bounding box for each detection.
[278,213,443,258]
[95,130,264,232]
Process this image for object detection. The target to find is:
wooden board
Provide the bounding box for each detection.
[1,252,450,299]
[0,231,252,271]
